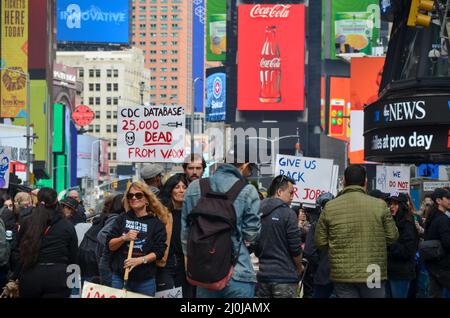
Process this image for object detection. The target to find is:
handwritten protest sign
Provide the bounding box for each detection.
[155,287,182,298]
[275,154,334,204]
[117,105,186,163]
[0,147,11,189]
[81,282,151,298]
[376,165,410,194]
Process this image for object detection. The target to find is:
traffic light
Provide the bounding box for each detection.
[329,99,345,137]
[407,0,434,28]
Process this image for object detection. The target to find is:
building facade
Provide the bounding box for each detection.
[56,48,151,175]
[131,0,190,111]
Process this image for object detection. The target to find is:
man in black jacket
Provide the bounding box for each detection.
[424,188,450,298]
[255,175,304,298]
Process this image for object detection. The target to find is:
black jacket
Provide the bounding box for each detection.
[304,221,331,286]
[424,209,450,271]
[107,211,167,282]
[255,198,302,283]
[387,217,418,280]
[69,204,87,225]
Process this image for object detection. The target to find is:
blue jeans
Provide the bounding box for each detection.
[386,280,411,298]
[196,278,255,298]
[111,274,156,297]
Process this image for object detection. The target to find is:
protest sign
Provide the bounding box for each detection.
[81,282,151,298]
[275,154,334,204]
[0,147,11,189]
[117,105,186,163]
[155,287,182,298]
[423,181,450,192]
[376,165,410,194]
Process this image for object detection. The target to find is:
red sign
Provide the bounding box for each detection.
[72,105,95,127]
[237,4,305,111]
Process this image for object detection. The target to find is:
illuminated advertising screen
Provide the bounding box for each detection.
[237,4,305,111]
[205,70,226,122]
[206,0,226,61]
[56,0,130,43]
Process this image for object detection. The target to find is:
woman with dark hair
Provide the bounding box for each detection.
[96,193,124,286]
[15,187,78,298]
[156,173,194,297]
[107,182,167,296]
[386,193,418,298]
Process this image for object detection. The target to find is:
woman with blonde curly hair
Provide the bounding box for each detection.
[107,181,168,296]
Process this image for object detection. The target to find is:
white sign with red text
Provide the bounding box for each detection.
[117,105,186,163]
[275,154,334,205]
[376,165,410,194]
[82,282,151,298]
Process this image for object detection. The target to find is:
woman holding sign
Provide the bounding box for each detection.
[107,181,168,296]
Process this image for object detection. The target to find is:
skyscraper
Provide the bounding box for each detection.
[131,0,190,110]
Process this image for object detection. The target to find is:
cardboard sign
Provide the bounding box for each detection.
[275,154,334,204]
[117,105,186,163]
[81,282,151,298]
[155,287,182,298]
[0,147,11,189]
[376,165,410,194]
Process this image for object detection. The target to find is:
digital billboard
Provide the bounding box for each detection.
[206,0,227,61]
[56,0,130,44]
[206,69,226,122]
[1,0,28,118]
[192,0,205,113]
[237,4,305,111]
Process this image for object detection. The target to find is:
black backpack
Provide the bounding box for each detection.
[78,216,105,281]
[186,178,246,290]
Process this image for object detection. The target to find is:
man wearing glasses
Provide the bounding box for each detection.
[254,174,304,298]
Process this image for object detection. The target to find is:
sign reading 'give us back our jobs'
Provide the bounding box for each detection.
[117,105,186,163]
[275,154,334,205]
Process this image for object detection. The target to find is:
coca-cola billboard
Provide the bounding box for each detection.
[238,4,305,111]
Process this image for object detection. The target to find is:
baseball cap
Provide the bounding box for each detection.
[431,188,450,202]
[140,164,164,179]
[60,197,78,211]
[387,192,408,204]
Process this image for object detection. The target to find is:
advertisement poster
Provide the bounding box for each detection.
[117,105,186,163]
[275,154,334,205]
[56,0,130,43]
[330,0,380,59]
[0,124,30,182]
[206,0,226,61]
[237,4,305,111]
[0,147,11,189]
[0,0,28,118]
[192,0,205,113]
[205,71,226,122]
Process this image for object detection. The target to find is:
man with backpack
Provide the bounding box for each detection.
[181,143,261,298]
[255,175,304,298]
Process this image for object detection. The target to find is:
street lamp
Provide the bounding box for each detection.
[0,67,31,186]
[191,77,203,156]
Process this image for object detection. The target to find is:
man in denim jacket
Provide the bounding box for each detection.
[181,146,261,298]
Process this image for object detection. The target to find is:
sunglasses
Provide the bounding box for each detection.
[126,192,144,200]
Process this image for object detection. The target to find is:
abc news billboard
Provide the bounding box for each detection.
[56,0,130,44]
[237,4,305,111]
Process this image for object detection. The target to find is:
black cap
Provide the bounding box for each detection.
[60,197,78,211]
[431,188,450,202]
[387,192,408,204]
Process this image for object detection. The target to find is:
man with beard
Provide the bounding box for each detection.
[182,154,206,184]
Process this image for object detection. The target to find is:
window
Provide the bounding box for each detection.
[150,50,157,54]
[160,94,167,98]
[113,98,119,105]
[160,59,167,63]
[139,23,146,30]
[160,32,168,38]
[161,41,168,46]
[89,83,94,91]
[79,68,84,77]
[113,69,118,77]
[150,85,157,90]
[113,111,118,119]
[95,111,100,119]
[150,94,156,99]
[139,41,146,45]
[160,85,167,89]
[107,97,112,105]
[171,41,178,46]
[95,125,100,133]
[171,32,178,38]
[150,76,156,81]
[106,111,112,119]
[171,50,178,54]
[113,83,118,91]
[95,97,100,105]
[160,68,167,72]
[89,69,94,77]
[107,83,112,91]
[113,153,117,160]
[96,69,100,77]
[108,153,111,160]
[171,59,178,63]
[150,59,157,63]
[160,76,167,81]
[171,76,178,81]
[170,94,177,99]
[88,125,93,132]
[161,50,167,54]
[113,125,117,133]
[113,139,117,147]
[89,97,94,105]
[150,41,157,45]
[107,69,112,77]
[150,68,157,72]
[106,125,112,133]
[171,67,177,72]
[171,85,177,89]
[95,83,100,91]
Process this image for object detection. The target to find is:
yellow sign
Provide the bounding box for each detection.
[1,0,28,118]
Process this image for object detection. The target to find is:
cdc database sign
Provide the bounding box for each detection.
[56,0,130,44]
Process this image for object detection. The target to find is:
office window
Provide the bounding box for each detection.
[96,69,100,77]
[89,69,94,77]
[106,125,112,133]
[171,50,178,54]
[161,41,168,46]
[95,125,100,133]
[160,85,167,90]
[150,41,157,45]
[160,76,167,81]
[160,32,168,37]
[107,69,112,77]
[160,58,167,63]
[171,59,178,63]
[171,41,178,46]
[107,97,112,105]
[139,32,146,37]
[95,97,100,105]
[113,98,119,105]
[150,85,156,90]
[113,111,118,119]
[113,153,117,160]
[171,85,177,89]
[79,68,84,77]
[88,125,93,132]
[150,76,156,81]
[160,94,167,98]
[150,68,157,72]
[89,97,94,105]
[95,111,100,119]
[106,111,112,119]
[171,76,177,81]
[113,83,118,91]
[113,139,117,147]
[150,50,157,54]
[171,67,177,72]
[108,153,111,160]
[150,94,156,99]
[139,41,146,45]
[113,125,117,133]
[171,32,178,37]
[89,83,94,91]
[161,50,168,54]
[107,83,112,91]
[113,69,118,77]
[160,68,167,72]
[139,23,146,30]
[95,83,100,91]
[150,59,157,63]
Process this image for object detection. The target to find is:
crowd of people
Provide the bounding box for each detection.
[0,153,449,298]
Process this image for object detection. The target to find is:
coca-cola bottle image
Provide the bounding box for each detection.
[259,26,281,103]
